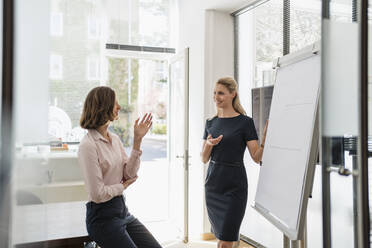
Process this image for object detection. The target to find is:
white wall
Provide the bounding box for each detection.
[178,0,206,237]
[204,10,234,118]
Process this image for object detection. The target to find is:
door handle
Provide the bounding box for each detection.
[176,155,192,158]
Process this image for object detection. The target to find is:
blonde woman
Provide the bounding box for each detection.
[201,77,268,248]
[78,86,162,248]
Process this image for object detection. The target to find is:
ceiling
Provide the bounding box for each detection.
[184,0,257,13]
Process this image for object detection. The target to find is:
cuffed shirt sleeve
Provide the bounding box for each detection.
[121,145,142,180]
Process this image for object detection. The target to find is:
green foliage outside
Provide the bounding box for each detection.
[108,58,140,145]
[110,123,131,147]
[152,123,166,135]
[108,58,139,112]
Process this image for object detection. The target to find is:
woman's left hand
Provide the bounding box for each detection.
[134,113,153,140]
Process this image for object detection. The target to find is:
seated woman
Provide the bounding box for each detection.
[78,86,162,248]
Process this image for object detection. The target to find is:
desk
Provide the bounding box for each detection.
[13,201,90,248]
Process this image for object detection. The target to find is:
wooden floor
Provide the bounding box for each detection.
[210,239,255,248]
[238,240,255,248]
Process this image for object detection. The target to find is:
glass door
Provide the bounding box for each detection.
[321,0,370,247]
[168,48,189,243]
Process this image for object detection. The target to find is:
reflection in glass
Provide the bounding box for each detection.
[12,0,172,246]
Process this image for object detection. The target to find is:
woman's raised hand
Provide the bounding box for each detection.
[206,134,223,147]
[134,113,153,140]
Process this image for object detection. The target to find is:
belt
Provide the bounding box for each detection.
[210,160,244,167]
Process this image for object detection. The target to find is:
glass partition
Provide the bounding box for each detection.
[11,0,173,246]
[321,0,368,247]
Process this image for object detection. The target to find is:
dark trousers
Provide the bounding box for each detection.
[86,196,162,248]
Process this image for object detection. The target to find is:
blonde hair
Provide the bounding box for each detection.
[215,77,246,116]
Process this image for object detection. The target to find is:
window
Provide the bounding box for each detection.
[236,0,283,115]
[254,0,283,87]
[88,17,100,39]
[13,0,175,246]
[50,12,63,36]
[290,0,321,53]
[49,54,63,80]
[87,57,100,80]
[138,0,170,46]
[48,0,173,144]
[105,0,171,47]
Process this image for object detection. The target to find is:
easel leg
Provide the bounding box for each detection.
[283,218,307,248]
[283,235,290,248]
[291,240,299,248]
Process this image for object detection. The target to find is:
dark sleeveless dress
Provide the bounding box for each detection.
[203,115,258,241]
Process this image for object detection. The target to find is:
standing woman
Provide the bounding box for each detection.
[78,86,162,248]
[201,77,267,248]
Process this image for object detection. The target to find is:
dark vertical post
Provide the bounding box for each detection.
[283,1,291,245]
[283,0,290,55]
[357,0,370,246]
[0,0,14,246]
[321,0,331,247]
[351,1,359,247]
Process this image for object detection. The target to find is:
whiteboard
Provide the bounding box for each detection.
[253,52,320,240]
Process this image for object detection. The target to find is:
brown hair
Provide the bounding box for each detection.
[216,77,246,116]
[80,86,116,129]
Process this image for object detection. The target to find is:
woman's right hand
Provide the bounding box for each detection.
[206,134,223,147]
[261,120,269,146]
[122,176,138,190]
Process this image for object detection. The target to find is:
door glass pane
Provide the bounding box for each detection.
[168,55,186,241]
[322,1,356,247]
[106,56,171,242]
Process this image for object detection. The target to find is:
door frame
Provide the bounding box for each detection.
[168,47,190,243]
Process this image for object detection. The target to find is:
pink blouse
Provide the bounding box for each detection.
[78,129,142,203]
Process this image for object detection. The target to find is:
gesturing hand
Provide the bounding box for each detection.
[122,176,138,190]
[262,120,268,145]
[206,134,223,147]
[134,113,153,140]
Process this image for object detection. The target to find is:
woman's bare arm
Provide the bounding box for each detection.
[247,140,264,164]
[246,120,268,164]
